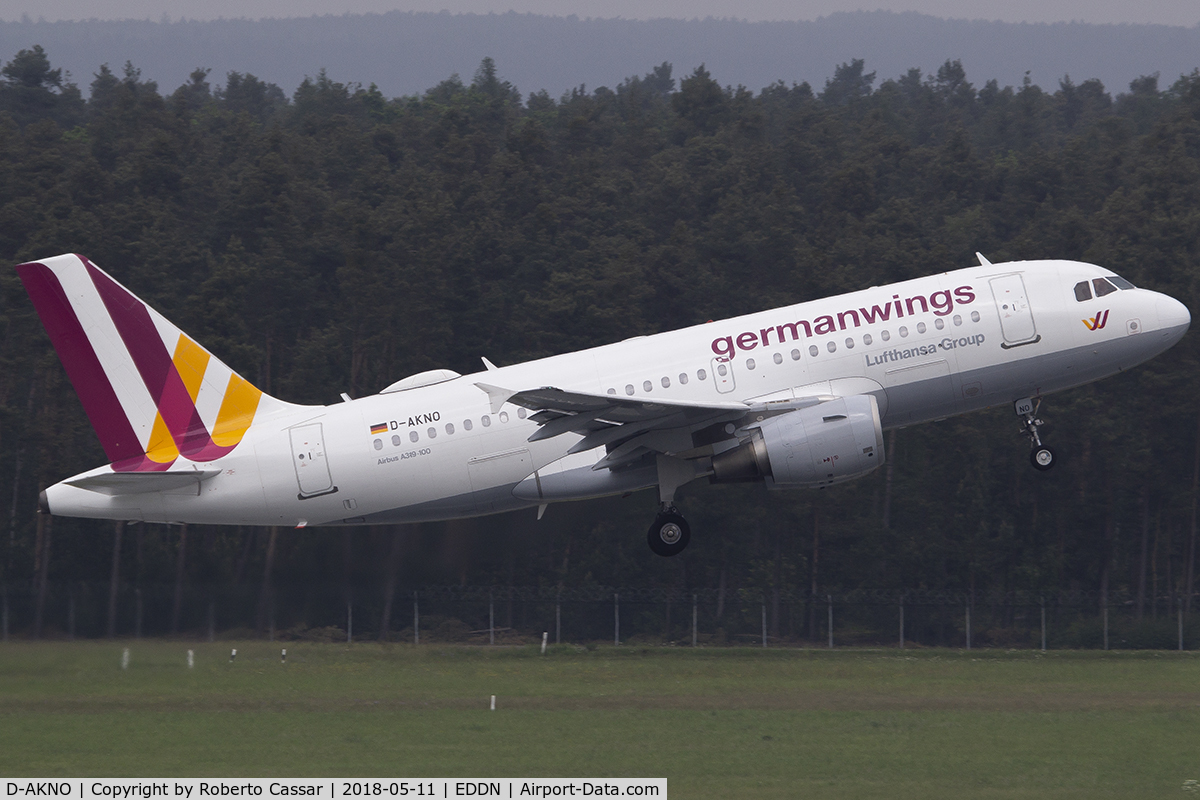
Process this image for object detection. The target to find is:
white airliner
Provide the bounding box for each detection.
[19,253,1190,556]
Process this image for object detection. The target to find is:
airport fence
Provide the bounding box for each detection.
[1,581,1197,650]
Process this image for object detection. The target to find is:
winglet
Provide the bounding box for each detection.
[976,252,992,267]
[481,357,499,371]
[475,382,517,413]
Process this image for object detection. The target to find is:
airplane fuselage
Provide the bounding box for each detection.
[41,259,1191,529]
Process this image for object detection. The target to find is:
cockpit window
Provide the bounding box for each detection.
[1074,281,1092,302]
[1108,275,1136,290]
[1093,278,1118,297]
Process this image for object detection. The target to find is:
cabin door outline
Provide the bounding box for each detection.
[290,422,338,499]
[989,273,1041,348]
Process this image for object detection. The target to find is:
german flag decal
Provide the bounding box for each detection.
[370,422,388,435]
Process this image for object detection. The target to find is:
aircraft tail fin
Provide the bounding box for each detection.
[17,253,292,472]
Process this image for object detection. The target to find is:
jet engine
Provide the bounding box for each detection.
[710,394,885,488]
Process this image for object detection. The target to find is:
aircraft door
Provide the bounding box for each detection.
[989,274,1040,348]
[710,358,736,394]
[290,423,338,499]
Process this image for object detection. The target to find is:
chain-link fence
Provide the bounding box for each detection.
[2,582,1196,649]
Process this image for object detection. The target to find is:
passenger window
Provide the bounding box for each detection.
[953,315,962,326]
[916,322,927,334]
[1093,278,1117,297]
[717,364,728,376]
[808,345,818,357]
[844,338,854,349]
[863,334,872,345]
[392,435,401,447]
[679,373,689,385]
[792,349,802,360]
[970,311,980,322]
[463,418,473,431]
[698,369,707,381]
[881,330,890,341]
[482,415,491,427]
[427,428,436,439]
[518,408,526,419]
[373,439,383,451]
[607,388,616,395]
[934,318,944,330]
[446,423,455,435]
[625,384,635,396]
[773,353,783,365]
[499,411,509,423]
[643,380,653,392]
[827,341,836,353]
[899,326,909,337]
[746,358,756,370]
[409,430,419,443]
[1109,275,1136,290]
[661,376,670,388]
[1074,281,1092,302]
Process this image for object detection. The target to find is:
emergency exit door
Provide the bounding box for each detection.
[710,358,736,393]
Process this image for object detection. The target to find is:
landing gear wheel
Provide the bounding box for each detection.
[1017,397,1057,472]
[647,511,691,557]
[1030,445,1056,471]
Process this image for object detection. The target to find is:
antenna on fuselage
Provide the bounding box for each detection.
[976,252,993,267]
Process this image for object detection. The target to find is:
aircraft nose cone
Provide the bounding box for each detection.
[1156,295,1191,339]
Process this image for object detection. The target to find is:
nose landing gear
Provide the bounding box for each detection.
[1017,397,1056,471]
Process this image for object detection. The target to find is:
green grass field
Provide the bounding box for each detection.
[1,641,1198,798]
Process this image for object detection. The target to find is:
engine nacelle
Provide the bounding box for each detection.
[710,395,885,488]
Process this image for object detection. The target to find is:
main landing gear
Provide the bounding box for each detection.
[647,454,699,557]
[1017,397,1056,472]
[648,505,691,557]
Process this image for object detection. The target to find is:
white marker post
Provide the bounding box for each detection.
[230,648,237,662]
[281,648,287,664]
[614,593,619,646]
[490,695,496,711]
[692,594,697,648]
[541,631,548,654]
[121,647,129,670]
[187,649,194,669]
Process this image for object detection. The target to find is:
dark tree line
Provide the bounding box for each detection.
[0,46,1197,641]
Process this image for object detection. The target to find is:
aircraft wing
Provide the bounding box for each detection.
[476,383,763,470]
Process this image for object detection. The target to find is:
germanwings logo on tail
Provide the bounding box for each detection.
[17,254,276,473]
[1083,310,1110,331]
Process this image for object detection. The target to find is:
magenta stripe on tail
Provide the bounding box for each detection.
[84,258,224,458]
[16,260,145,464]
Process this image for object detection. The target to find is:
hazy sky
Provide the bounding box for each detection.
[5,0,1199,26]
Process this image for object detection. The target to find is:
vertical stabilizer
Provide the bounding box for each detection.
[18,253,293,472]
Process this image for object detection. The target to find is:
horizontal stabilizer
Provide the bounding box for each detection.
[64,469,221,496]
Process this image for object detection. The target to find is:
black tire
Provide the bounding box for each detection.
[1030,445,1056,471]
[647,512,691,557]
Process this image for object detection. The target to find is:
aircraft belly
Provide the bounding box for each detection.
[880,359,956,424]
[351,484,536,524]
[882,334,1163,428]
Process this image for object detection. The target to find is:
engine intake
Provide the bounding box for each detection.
[710,395,885,488]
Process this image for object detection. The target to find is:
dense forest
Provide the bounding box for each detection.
[0,44,1197,644]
